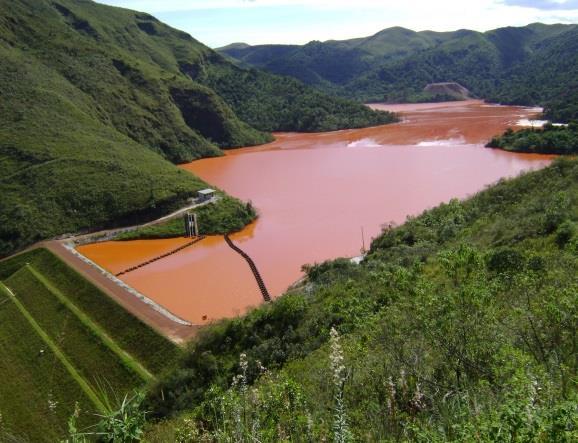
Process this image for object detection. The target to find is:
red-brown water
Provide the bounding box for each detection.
[78,101,553,324]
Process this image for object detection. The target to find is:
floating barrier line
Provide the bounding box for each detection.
[116,236,206,277]
[224,234,271,302]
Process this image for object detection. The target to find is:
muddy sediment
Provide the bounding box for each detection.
[79,101,553,324]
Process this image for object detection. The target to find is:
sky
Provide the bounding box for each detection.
[97,0,578,48]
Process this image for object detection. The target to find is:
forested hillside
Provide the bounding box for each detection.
[0,0,395,256]
[489,26,578,122]
[145,158,578,441]
[220,23,578,120]
[218,27,461,92]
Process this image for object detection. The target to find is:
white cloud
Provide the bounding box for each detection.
[501,0,578,10]
[99,0,578,13]
[100,0,502,13]
[96,0,578,46]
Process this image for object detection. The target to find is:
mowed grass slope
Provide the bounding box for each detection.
[0,248,182,440]
[5,267,143,394]
[0,285,95,442]
[0,248,182,374]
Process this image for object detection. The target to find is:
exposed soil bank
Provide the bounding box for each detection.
[79,101,553,325]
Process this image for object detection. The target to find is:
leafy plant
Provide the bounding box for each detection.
[66,392,147,443]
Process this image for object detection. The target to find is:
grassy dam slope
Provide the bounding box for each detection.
[0,248,181,441]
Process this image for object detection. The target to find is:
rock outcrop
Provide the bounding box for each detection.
[424,82,471,99]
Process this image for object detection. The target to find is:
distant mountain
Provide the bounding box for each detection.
[490,25,578,122]
[217,27,459,89]
[219,42,252,52]
[219,23,578,120]
[0,0,395,255]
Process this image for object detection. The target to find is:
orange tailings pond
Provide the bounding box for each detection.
[79,101,553,325]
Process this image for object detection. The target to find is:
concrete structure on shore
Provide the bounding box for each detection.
[197,188,216,202]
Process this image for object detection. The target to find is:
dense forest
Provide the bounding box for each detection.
[0,0,395,256]
[137,158,578,441]
[220,23,578,121]
[197,65,396,132]
[488,123,578,154]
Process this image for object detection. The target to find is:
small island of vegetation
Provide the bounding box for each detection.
[487,122,578,154]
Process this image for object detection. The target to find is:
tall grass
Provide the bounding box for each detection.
[329,327,350,443]
[65,391,147,443]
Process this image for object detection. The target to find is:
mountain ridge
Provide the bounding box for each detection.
[219,23,578,119]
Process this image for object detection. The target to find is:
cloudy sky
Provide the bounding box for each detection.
[97,0,578,48]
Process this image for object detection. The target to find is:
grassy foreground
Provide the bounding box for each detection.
[0,283,96,442]
[144,158,577,441]
[0,248,181,441]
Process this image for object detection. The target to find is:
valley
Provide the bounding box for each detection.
[76,101,552,325]
[219,23,578,120]
[0,0,576,441]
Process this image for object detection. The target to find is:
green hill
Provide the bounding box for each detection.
[144,158,578,441]
[217,27,459,89]
[0,0,395,257]
[220,23,578,118]
[489,26,578,122]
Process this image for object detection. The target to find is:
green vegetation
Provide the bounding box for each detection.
[116,196,257,241]
[488,25,578,123]
[488,123,578,154]
[144,158,577,440]
[26,264,154,381]
[218,28,462,93]
[5,266,143,394]
[0,0,395,257]
[0,248,182,374]
[220,23,578,120]
[69,392,148,442]
[0,247,182,441]
[1,279,108,411]
[0,283,96,442]
[197,64,396,132]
